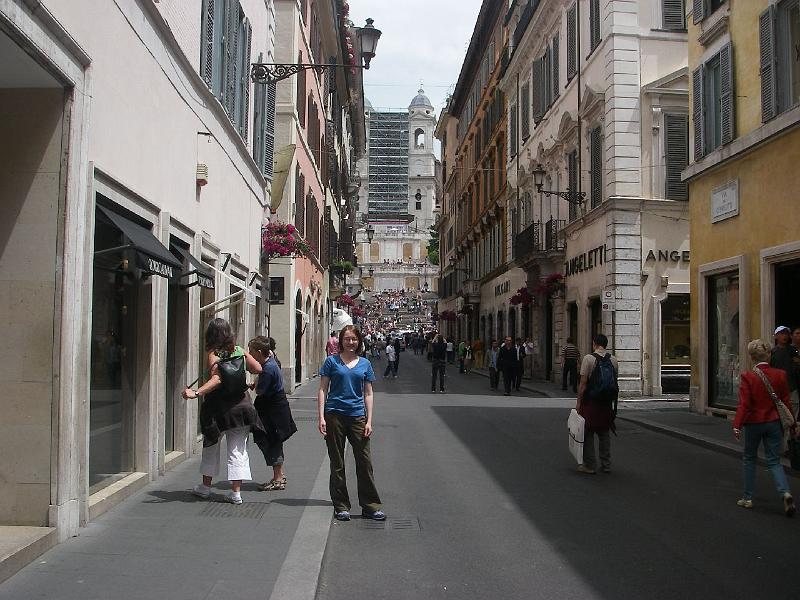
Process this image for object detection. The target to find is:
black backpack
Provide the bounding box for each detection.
[215,353,248,398]
[587,352,619,413]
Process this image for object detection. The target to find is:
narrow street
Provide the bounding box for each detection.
[2,353,796,600]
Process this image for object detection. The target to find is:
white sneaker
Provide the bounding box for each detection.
[191,484,211,499]
[226,492,243,505]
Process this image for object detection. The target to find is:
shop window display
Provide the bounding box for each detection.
[708,273,740,409]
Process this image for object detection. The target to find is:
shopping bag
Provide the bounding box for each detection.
[568,409,585,465]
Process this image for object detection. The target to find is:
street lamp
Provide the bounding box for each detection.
[366,223,375,243]
[251,18,382,84]
[532,164,586,206]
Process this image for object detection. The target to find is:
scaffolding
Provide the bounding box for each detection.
[367,111,409,218]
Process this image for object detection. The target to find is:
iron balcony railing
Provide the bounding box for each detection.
[514,218,566,259]
[545,218,566,251]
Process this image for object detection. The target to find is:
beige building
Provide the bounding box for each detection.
[502,0,690,394]
[0,0,277,574]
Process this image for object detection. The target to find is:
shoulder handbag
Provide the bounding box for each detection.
[753,367,796,448]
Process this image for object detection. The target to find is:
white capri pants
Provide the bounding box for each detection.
[200,427,252,481]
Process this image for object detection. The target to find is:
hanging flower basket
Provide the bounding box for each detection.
[532,273,565,298]
[510,287,533,306]
[336,293,355,307]
[261,221,310,260]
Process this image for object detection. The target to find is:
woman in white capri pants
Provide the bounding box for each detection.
[183,318,264,504]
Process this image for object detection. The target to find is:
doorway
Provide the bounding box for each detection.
[295,290,303,384]
[546,301,553,377]
[775,261,800,329]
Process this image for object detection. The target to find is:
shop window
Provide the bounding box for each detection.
[775,261,800,329]
[660,294,690,393]
[708,272,739,409]
[89,214,137,493]
[590,298,602,340]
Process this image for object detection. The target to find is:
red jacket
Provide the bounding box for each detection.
[733,363,793,429]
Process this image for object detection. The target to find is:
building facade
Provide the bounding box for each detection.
[502,0,690,395]
[435,0,509,345]
[355,92,438,292]
[0,0,277,558]
[684,0,800,414]
[270,0,366,387]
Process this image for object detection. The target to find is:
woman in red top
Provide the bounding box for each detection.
[733,339,796,516]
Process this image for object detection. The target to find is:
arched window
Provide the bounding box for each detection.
[414,128,425,148]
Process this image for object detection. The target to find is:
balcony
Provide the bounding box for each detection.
[514,219,565,266]
[461,279,481,304]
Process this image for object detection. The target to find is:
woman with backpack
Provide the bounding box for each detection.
[183,318,264,504]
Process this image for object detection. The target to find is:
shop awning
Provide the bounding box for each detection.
[96,205,182,280]
[172,245,215,289]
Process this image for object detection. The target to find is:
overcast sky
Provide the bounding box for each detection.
[349,0,484,112]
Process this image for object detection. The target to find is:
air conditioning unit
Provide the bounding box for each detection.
[196,163,209,186]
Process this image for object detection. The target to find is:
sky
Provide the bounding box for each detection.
[348,0,484,113]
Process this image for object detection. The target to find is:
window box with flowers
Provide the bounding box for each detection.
[510,287,534,306]
[261,221,310,261]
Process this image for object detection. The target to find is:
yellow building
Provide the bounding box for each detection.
[684,0,800,414]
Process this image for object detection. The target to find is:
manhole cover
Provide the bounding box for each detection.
[359,517,420,531]
[199,502,269,519]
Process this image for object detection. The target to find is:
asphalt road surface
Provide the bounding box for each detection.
[316,352,799,600]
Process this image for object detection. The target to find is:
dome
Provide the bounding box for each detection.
[409,88,433,110]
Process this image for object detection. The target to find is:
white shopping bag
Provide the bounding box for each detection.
[568,409,585,465]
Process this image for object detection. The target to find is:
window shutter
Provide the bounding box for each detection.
[568,150,578,221]
[552,34,560,101]
[240,18,252,139]
[263,83,276,179]
[224,0,240,121]
[590,0,601,51]
[510,103,518,157]
[692,65,704,160]
[252,53,265,170]
[521,83,531,140]
[295,171,305,236]
[663,0,686,30]
[692,0,705,25]
[759,7,777,123]
[664,114,689,200]
[590,127,603,208]
[719,42,734,145]
[544,46,552,109]
[200,0,215,87]
[567,4,577,80]
[296,53,306,127]
[532,58,544,124]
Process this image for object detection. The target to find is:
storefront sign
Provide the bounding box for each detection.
[197,273,215,289]
[564,245,607,277]
[711,180,739,223]
[645,250,690,263]
[494,280,510,297]
[147,257,175,279]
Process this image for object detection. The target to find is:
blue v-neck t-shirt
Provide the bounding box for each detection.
[320,355,376,416]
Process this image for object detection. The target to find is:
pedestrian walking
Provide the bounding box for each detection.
[431,334,447,393]
[463,342,474,374]
[392,337,402,376]
[446,338,455,364]
[575,334,618,475]
[384,342,397,377]
[484,339,500,390]
[457,340,466,373]
[497,337,517,396]
[473,338,484,371]
[183,318,265,505]
[524,337,535,378]
[733,339,796,515]
[561,337,581,393]
[326,331,340,356]
[513,338,526,390]
[318,325,385,522]
[770,326,800,417]
[248,336,296,492]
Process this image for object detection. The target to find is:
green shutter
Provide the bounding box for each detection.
[253,53,265,169]
[590,0,601,51]
[693,0,705,25]
[239,18,252,139]
[759,7,777,123]
[552,34,560,101]
[590,127,602,208]
[521,83,530,140]
[200,0,215,87]
[692,65,704,160]
[665,114,689,200]
[510,103,518,157]
[223,0,240,120]
[532,58,544,124]
[663,0,686,30]
[719,43,734,145]
[264,83,276,180]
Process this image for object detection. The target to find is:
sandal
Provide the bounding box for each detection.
[258,476,287,491]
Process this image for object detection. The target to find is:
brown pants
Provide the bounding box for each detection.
[324,412,382,513]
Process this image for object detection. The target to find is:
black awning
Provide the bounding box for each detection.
[172,245,215,289]
[97,205,182,280]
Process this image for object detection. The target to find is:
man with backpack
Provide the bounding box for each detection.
[576,333,619,474]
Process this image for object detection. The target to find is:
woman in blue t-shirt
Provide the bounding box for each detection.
[318,325,384,522]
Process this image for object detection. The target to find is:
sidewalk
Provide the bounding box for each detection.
[0,379,331,600]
